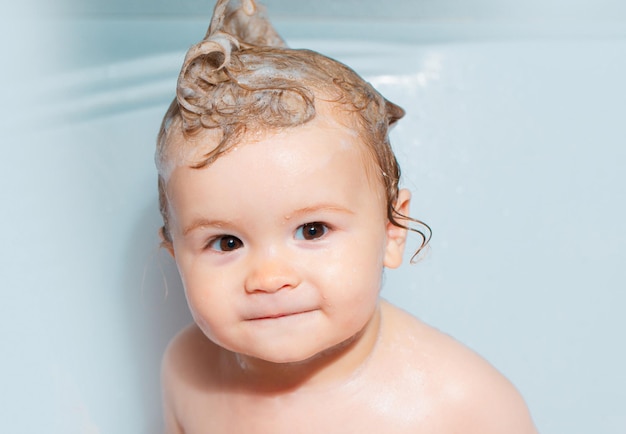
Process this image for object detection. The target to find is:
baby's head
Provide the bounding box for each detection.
[155,0,433,366]
[155,0,415,251]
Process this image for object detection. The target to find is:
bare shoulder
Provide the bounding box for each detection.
[380,301,538,433]
[162,323,220,387]
[161,324,223,434]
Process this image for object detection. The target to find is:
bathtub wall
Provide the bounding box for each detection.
[59,0,626,21]
[1,1,625,433]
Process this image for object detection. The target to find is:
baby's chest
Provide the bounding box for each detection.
[180,389,431,434]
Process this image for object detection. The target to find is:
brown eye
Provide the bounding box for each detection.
[209,235,243,252]
[297,222,328,241]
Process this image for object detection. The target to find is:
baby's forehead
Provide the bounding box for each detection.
[162,100,366,179]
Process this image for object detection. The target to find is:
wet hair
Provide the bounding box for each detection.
[156,0,430,259]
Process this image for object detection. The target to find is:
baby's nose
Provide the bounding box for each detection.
[244,249,300,294]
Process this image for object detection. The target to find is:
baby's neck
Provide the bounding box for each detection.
[225,304,382,395]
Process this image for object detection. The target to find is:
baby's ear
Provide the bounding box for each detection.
[383,189,411,269]
[160,227,176,258]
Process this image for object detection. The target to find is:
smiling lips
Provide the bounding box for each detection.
[246,308,317,321]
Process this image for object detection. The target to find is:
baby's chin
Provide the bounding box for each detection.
[233,322,370,372]
[231,342,335,367]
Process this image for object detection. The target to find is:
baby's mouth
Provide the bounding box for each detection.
[247,308,317,321]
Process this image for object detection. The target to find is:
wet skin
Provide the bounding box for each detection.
[161,106,538,433]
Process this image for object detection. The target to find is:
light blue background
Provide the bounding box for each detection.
[1,1,625,433]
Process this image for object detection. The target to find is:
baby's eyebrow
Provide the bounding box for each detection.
[285,204,355,220]
[183,218,233,236]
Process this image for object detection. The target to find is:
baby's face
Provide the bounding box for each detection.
[166,111,407,365]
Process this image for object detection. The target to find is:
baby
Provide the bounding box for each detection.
[156,1,538,432]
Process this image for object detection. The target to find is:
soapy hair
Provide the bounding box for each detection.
[156,0,430,259]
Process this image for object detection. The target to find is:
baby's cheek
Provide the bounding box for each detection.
[322,250,382,296]
[178,266,222,321]
[185,293,235,348]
